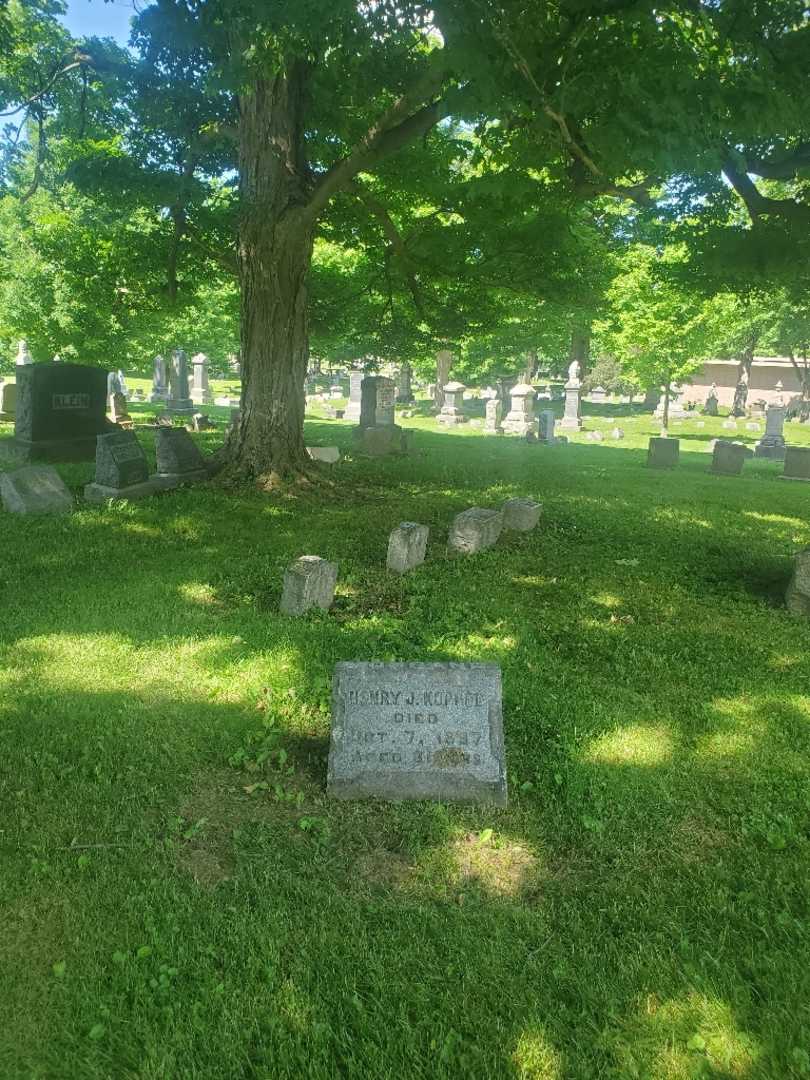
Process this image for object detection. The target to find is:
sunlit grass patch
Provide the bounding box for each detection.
[583,724,675,767]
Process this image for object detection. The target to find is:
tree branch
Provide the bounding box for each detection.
[745,144,810,180]
[723,156,810,225]
[305,60,454,221]
[349,181,427,320]
[0,54,92,118]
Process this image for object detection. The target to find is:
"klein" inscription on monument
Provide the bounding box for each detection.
[327,662,507,805]
[52,393,90,410]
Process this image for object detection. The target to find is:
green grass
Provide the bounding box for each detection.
[2,399,810,1079]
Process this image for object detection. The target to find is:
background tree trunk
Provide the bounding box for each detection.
[569,325,591,378]
[228,67,314,482]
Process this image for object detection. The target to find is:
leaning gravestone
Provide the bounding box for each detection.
[4,362,110,462]
[647,436,679,469]
[327,661,507,805]
[84,430,161,503]
[781,446,810,482]
[387,522,429,574]
[786,549,810,616]
[155,427,209,486]
[0,464,72,514]
[280,555,338,615]
[448,507,503,554]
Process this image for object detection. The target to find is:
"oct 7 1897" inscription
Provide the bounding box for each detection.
[327,661,507,806]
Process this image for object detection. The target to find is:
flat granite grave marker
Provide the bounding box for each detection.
[327,661,507,805]
[1,464,72,514]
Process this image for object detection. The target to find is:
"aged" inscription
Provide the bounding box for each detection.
[327,661,506,805]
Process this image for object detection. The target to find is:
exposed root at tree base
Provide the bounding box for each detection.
[212,457,336,496]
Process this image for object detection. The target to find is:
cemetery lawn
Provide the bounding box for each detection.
[2,403,810,1079]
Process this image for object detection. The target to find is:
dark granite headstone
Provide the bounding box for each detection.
[84,430,161,503]
[327,661,507,805]
[710,440,747,476]
[155,427,208,485]
[95,431,149,488]
[647,436,679,469]
[359,376,396,428]
[5,362,110,461]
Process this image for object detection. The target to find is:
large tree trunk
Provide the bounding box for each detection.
[228,67,314,483]
[731,345,753,417]
[569,325,591,378]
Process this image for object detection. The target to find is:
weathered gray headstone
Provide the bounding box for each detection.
[150,355,169,404]
[610,427,625,440]
[754,403,786,459]
[437,381,467,425]
[710,440,747,476]
[1,464,72,514]
[280,555,338,615]
[344,371,364,422]
[703,387,719,416]
[483,398,503,435]
[781,446,810,482]
[327,661,507,805]
[15,340,33,366]
[586,430,604,442]
[155,426,208,485]
[167,349,193,414]
[190,353,213,406]
[501,498,541,532]
[560,363,583,430]
[395,362,415,404]
[786,549,810,615]
[447,507,503,554]
[722,419,737,430]
[502,383,537,436]
[647,436,679,469]
[0,381,16,421]
[84,431,161,503]
[538,409,555,443]
[387,522,429,574]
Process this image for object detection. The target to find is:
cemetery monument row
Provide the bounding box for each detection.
[327,661,507,806]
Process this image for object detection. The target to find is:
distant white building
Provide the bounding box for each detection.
[688,357,803,407]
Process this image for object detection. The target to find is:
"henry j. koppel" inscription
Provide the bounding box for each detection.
[327,662,507,805]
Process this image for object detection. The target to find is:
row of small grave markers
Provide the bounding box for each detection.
[279,498,542,617]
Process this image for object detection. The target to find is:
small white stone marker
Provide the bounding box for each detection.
[447,507,503,555]
[501,498,542,532]
[387,522,429,574]
[280,556,338,616]
[306,446,340,464]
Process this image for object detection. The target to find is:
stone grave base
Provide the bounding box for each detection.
[353,425,409,456]
[754,442,786,459]
[84,478,165,504]
[156,468,210,488]
[558,417,583,430]
[0,434,107,463]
